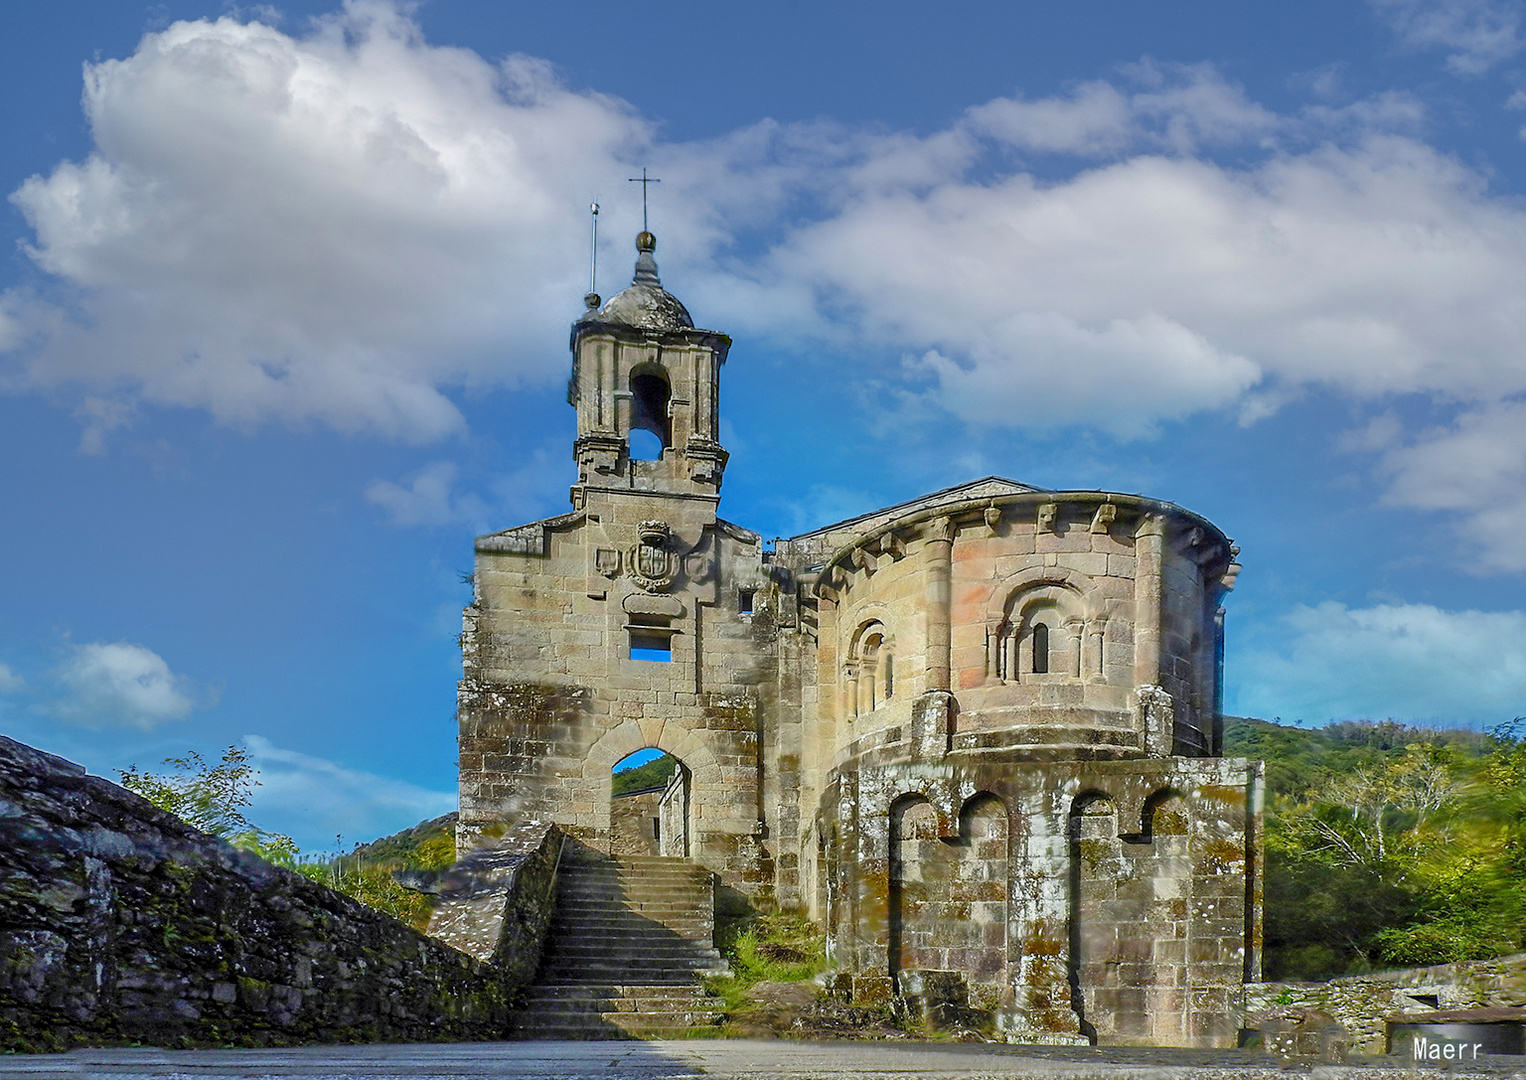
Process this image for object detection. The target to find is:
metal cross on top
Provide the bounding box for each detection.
[627,168,660,233]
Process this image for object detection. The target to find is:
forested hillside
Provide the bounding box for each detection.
[612,752,678,796]
[1224,717,1525,980]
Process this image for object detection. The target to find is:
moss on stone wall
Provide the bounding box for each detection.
[0,735,542,1052]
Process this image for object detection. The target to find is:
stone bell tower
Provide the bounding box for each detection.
[568,231,732,510]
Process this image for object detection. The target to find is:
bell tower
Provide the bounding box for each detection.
[568,231,731,509]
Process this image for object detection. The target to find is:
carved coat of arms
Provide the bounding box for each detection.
[628,520,677,592]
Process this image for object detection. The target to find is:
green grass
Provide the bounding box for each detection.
[705,910,830,1019]
[717,911,828,983]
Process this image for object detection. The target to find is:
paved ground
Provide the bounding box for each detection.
[1,1040,1522,1080]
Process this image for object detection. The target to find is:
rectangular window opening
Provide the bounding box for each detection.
[629,629,672,662]
[738,588,755,615]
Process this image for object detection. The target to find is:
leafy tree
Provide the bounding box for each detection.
[118,745,299,865]
[1235,717,1526,979]
[119,746,458,931]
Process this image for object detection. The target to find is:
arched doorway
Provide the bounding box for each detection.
[610,748,690,858]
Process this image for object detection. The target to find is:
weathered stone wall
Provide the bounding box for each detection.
[1246,953,1526,1055]
[424,815,561,978]
[823,756,1259,1049]
[0,735,540,1053]
[610,789,661,857]
[458,503,776,894]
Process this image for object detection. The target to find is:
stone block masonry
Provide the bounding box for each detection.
[1247,952,1526,1055]
[0,734,552,1052]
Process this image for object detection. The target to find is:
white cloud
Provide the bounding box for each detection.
[7,9,1517,447]
[365,444,570,529]
[8,4,1526,560]
[1233,600,1526,723]
[6,2,650,442]
[243,734,455,848]
[967,64,1279,157]
[366,460,461,527]
[757,134,1526,434]
[0,664,23,693]
[1371,0,1525,74]
[47,642,201,730]
[1374,402,1526,572]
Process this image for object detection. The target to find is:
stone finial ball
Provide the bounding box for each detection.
[636,231,656,252]
[584,292,601,309]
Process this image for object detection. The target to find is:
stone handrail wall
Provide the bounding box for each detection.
[1246,953,1526,1054]
[0,735,556,1052]
[426,814,562,977]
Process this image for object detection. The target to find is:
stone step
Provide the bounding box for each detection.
[542,942,722,960]
[545,930,712,948]
[512,855,724,1040]
[538,964,730,983]
[520,983,714,1001]
[563,859,708,875]
[561,869,706,883]
[551,910,711,928]
[516,1014,722,1032]
[561,866,707,878]
[514,1006,722,1027]
[513,1023,717,1040]
[546,915,711,933]
[548,910,710,926]
[517,993,715,1014]
[540,963,724,978]
[556,886,708,902]
[545,940,720,956]
[561,878,711,892]
[540,961,725,978]
[555,897,706,911]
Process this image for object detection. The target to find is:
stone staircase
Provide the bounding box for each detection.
[511,848,729,1039]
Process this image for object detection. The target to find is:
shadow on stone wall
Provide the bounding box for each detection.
[0,735,558,1053]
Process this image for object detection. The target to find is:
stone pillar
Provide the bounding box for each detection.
[909,516,956,761]
[850,774,895,1005]
[1133,514,1165,688]
[1004,791,1088,1044]
[1064,618,1084,678]
[924,516,954,693]
[1088,617,1108,680]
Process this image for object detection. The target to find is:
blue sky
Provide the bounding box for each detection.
[4,0,1526,851]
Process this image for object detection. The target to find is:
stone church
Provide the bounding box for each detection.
[456,230,1261,1046]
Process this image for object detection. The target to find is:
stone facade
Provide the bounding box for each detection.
[457,231,1261,1047]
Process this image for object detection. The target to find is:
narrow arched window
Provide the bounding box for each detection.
[857,627,886,714]
[1032,623,1049,674]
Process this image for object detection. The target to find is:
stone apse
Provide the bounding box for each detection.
[455,230,1262,1046]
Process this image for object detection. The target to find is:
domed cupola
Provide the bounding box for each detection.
[588,232,694,332]
[568,230,731,505]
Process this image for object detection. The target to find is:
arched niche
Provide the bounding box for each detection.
[889,792,1010,992]
[996,583,1085,682]
[847,617,895,717]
